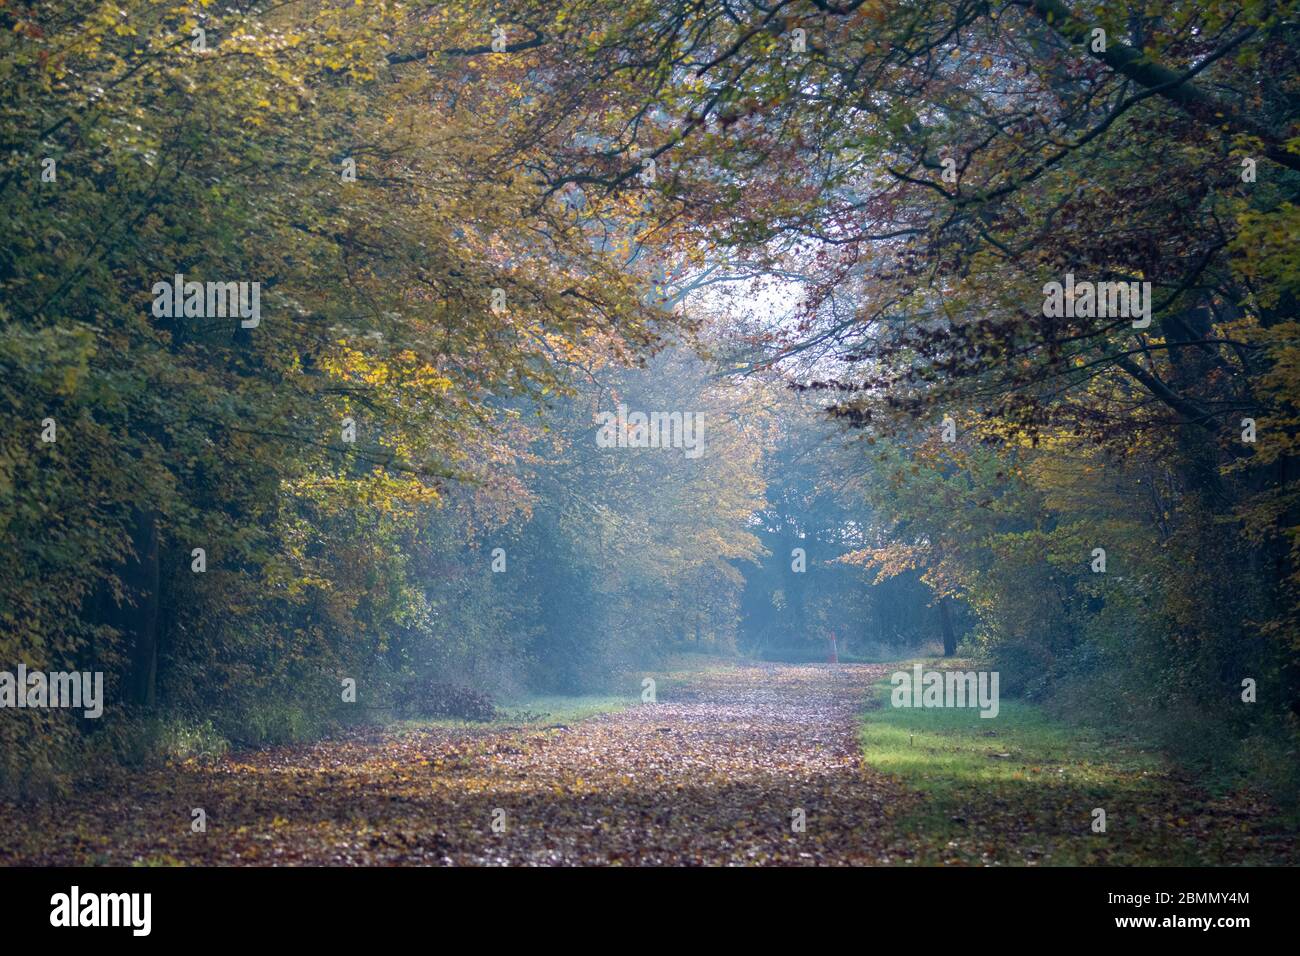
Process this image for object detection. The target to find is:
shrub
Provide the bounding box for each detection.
[395,679,499,721]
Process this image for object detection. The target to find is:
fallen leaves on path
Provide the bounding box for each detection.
[0,665,917,865]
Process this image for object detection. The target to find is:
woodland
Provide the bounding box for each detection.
[0,0,1298,865]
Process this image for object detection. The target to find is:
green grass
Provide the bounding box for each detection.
[497,693,636,726]
[862,668,1161,801]
[859,660,1294,864]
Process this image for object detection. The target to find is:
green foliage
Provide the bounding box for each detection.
[0,0,691,791]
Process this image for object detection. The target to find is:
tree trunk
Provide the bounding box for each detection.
[938,598,957,657]
[123,507,160,708]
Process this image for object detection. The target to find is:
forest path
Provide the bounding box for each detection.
[1,663,917,865]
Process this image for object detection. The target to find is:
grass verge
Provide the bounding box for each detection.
[861,659,1296,865]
